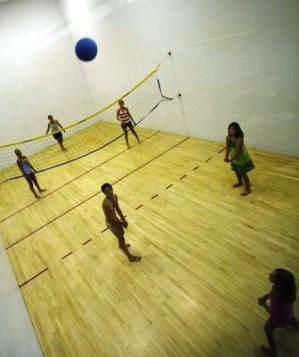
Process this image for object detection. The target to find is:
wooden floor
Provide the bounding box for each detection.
[0,127,298,356]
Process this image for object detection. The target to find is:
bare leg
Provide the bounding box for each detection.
[131,127,140,144]
[31,174,46,193]
[241,174,252,196]
[110,225,141,262]
[58,138,66,151]
[26,178,40,198]
[122,126,130,148]
[261,320,277,356]
[233,172,243,188]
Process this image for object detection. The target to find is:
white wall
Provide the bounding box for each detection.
[1,0,298,155]
[0,0,97,144]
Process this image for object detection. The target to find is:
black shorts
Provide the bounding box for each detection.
[53,132,63,141]
[121,121,133,130]
[24,173,35,183]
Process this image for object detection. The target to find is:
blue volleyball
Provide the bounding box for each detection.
[75,38,98,62]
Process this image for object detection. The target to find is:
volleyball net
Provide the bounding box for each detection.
[0,64,172,184]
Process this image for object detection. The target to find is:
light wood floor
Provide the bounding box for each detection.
[0,127,298,356]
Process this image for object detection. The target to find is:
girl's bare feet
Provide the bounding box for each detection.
[260,346,276,356]
[233,182,243,188]
[129,256,141,262]
[119,244,131,249]
[241,190,251,196]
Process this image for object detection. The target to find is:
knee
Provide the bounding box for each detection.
[264,323,273,335]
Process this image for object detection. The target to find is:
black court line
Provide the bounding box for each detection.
[19,267,49,288]
[61,252,73,260]
[18,141,221,287]
[205,157,212,162]
[135,204,143,210]
[218,147,226,153]
[0,131,160,224]
[5,136,189,250]
[165,184,173,190]
[193,166,199,171]
[151,194,159,200]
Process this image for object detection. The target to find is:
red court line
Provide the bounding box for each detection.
[0,131,160,224]
[19,267,49,288]
[6,137,189,250]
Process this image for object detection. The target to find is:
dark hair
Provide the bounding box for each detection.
[101,183,112,192]
[228,122,244,139]
[118,100,124,105]
[273,269,297,303]
[48,114,53,119]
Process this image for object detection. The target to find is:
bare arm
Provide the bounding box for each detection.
[115,195,128,228]
[258,292,271,305]
[56,120,65,132]
[262,302,272,314]
[115,195,125,221]
[224,136,230,162]
[16,160,25,175]
[116,109,121,121]
[126,107,136,125]
[258,288,274,314]
[46,123,50,134]
[26,157,36,173]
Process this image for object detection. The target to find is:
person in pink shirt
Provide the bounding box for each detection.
[258,269,299,356]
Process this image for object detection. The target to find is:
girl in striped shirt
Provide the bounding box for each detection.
[116,100,140,148]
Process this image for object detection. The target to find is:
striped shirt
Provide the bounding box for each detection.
[50,121,60,132]
[118,108,131,124]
